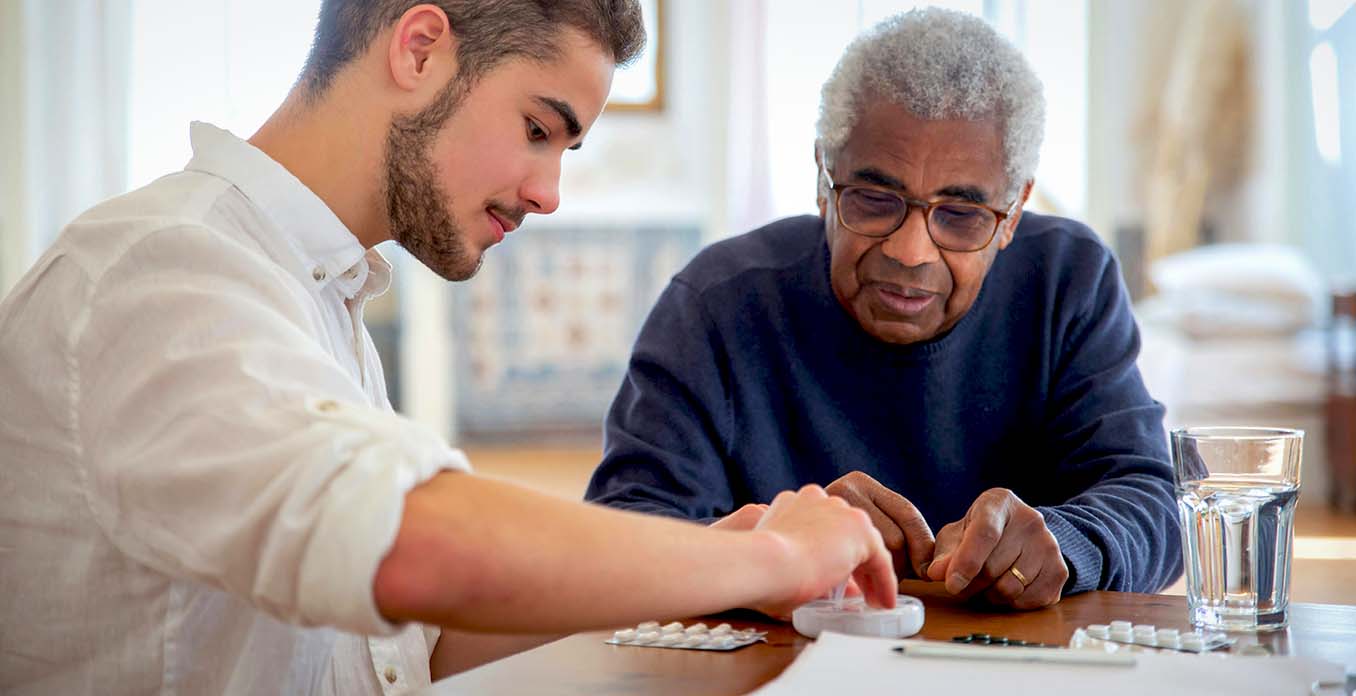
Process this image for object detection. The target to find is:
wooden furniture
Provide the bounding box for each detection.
[1330,290,1356,511]
[428,580,1356,695]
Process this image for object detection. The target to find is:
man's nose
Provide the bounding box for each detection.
[880,207,942,267]
[521,158,562,215]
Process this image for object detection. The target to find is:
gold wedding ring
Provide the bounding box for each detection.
[1009,566,1031,586]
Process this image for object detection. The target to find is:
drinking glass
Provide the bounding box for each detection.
[1172,427,1303,631]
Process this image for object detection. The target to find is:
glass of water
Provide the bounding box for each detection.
[1172,427,1303,631]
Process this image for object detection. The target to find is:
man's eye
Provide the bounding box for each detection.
[526,119,548,142]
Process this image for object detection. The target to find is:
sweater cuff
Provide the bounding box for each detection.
[1038,507,1103,595]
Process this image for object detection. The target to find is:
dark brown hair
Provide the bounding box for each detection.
[300,0,646,97]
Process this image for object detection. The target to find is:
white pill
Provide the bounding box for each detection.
[637,621,660,632]
[634,631,660,644]
[711,623,734,635]
[710,637,737,649]
[1109,620,1133,632]
[1133,625,1156,635]
[658,633,683,645]
[613,629,638,642]
[684,623,710,635]
[1155,628,1180,641]
[681,636,707,648]
[1109,628,1134,643]
[1133,634,1157,647]
[1086,624,1110,639]
[661,622,685,634]
[1180,634,1204,651]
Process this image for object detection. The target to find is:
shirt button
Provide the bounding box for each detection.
[343,266,360,280]
[384,666,398,684]
[312,266,327,282]
[314,399,339,413]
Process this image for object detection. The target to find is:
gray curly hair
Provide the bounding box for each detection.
[816,7,1045,201]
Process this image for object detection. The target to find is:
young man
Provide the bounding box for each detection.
[0,2,895,693]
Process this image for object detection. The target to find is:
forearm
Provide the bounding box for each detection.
[374,472,793,633]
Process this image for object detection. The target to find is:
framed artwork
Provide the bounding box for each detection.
[607,0,663,111]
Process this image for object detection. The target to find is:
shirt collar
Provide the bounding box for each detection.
[184,121,373,299]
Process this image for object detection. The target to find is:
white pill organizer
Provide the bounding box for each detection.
[606,621,767,651]
[791,594,926,639]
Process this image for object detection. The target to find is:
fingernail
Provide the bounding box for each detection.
[948,572,968,590]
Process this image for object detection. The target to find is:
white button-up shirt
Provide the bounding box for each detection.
[0,122,469,695]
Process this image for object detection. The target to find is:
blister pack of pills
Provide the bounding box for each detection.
[606,621,767,651]
[1072,620,1235,653]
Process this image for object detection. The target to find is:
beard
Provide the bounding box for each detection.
[384,121,482,282]
[383,72,483,282]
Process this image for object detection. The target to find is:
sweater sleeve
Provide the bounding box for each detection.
[585,278,736,522]
[1035,247,1183,594]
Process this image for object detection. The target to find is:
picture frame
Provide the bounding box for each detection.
[606,0,663,112]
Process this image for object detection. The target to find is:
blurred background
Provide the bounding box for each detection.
[2,0,1353,599]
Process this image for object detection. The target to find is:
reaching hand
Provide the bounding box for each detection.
[825,471,936,578]
[924,488,1068,609]
[750,485,897,618]
[708,503,769,531]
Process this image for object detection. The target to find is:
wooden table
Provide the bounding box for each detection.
[428,580,1356,695]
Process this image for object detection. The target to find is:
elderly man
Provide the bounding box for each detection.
[587,8,1182,609]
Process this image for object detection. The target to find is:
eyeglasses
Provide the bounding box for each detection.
[823,168,1017,252]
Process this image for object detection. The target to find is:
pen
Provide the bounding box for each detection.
[892,641,1137,667]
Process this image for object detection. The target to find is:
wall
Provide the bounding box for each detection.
[0,2,25,296]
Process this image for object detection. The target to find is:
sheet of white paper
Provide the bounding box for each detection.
[751,631,1345,696]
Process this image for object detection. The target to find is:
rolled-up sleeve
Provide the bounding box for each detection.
[73,226,466,635]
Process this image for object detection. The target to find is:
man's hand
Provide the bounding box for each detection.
[710,501,864,620]
[709,503,768,531]
[749,485,897,618]
[924,488,1068,609]
[826,471,935,578]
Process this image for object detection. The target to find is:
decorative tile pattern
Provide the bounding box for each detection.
[452,224,701,435]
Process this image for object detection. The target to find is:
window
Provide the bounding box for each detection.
[1298,0,1355,281]
[763,1,1088,221]
[127,0,321,189]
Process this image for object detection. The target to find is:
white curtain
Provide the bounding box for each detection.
[1,0,132,295]
[724,0,776,237]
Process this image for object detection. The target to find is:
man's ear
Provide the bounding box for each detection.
[996,179,1034,250]
[387,4,457,93]
[815,144,828,218]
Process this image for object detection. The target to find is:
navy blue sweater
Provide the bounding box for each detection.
[586,213,1182,594]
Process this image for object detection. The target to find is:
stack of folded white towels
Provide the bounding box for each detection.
[1133,243,1330,503]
